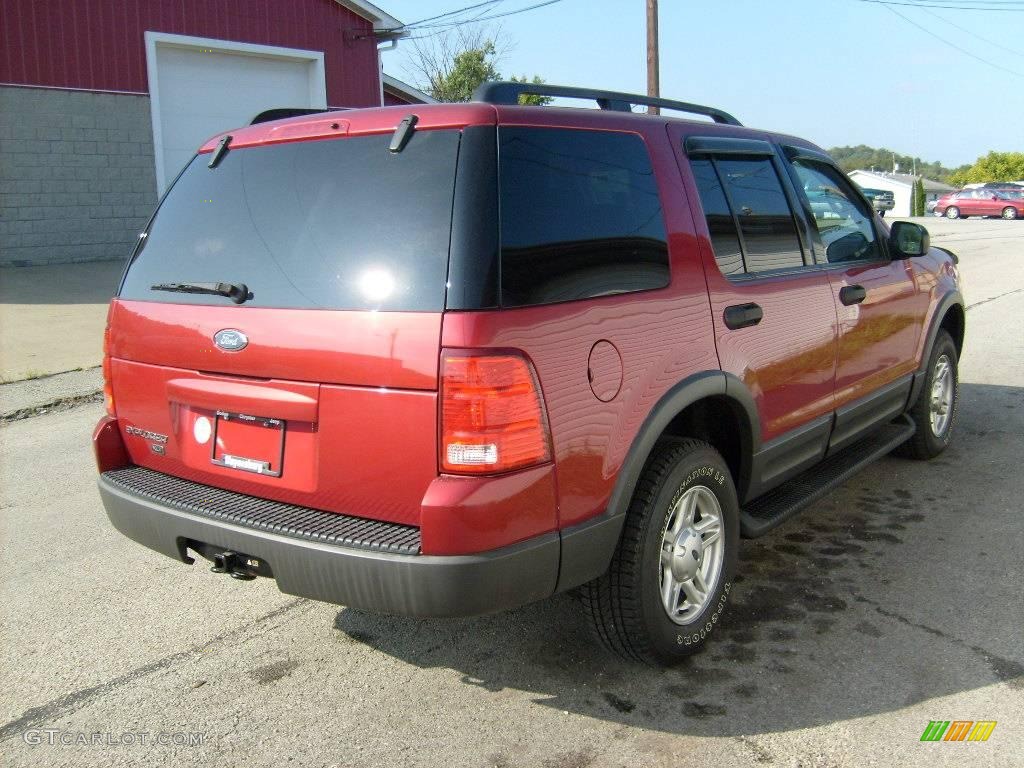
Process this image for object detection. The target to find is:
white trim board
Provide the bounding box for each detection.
[144,31,327,192]
[335,0,403,30]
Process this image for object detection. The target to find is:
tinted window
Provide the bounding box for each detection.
[715,158,804,273]
[120,131,459,311]
[792,160,882,264]
[690,159,743,275]
[498,127,669,307]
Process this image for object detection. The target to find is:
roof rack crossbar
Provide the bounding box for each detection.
[472,81,742,126]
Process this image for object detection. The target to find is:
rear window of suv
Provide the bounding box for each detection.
[120,130,460,312]
[498,127,669,307]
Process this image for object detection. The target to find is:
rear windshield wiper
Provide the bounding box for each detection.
[150,281,251,304]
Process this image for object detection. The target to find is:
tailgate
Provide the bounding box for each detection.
[108,300,440,526]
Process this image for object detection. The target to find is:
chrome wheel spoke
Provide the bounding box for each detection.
[661,570,680,614]
[692,570,709,597]
[681,576,706,607]
[695,515,721,547]
[671,492,697,536]
[661,542,674,569]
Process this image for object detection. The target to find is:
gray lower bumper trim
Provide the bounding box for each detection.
[99,477,559,618]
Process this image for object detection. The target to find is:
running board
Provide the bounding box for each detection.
[739,416,916,538]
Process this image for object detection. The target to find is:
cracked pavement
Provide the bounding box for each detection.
[1,217,1021,767]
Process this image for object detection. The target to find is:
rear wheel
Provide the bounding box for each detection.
[896,329,959,460]
[945,206,961,219]
[582,438,739,665]
[1003,206,1018,220]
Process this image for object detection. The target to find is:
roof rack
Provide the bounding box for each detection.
[472,81,741,126]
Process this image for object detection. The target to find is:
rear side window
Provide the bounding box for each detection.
[498,127,669,307]
[120,131,459,311]
[691,155,805,276]
[690,160,743,275]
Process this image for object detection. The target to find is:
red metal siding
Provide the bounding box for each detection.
[0,0,382,107]
[383,90,411,106]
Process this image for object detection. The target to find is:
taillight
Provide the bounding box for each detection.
[102,325,115,417]
[440,351,552,474]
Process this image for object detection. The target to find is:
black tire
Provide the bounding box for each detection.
[946,206,960,219]
[896,329,959,460]
[582,438,739,665]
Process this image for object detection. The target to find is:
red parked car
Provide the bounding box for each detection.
[934,188,1023,219]
[94,82,965,665]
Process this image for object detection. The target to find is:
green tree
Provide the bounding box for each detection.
[429,41,500,102]
[509,74,554,106]
[912,178,926,217]
[406,28,551,105]
[827,144,965,184]
[948,151,1024,186]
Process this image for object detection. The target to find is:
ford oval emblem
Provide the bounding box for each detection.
[213,329,248,351]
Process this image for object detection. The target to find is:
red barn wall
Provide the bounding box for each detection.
[0,0,382,107]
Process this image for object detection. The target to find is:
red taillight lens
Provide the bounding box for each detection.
[102,325,115,417]
[441,351,552,474]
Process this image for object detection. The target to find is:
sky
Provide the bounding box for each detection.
[379,0,1024,168]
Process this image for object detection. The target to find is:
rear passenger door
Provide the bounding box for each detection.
[673,132,838,501]
[782,148,927,452]
[978,191,1002,216]
[960,190,983,216]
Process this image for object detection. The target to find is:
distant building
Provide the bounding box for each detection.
[382,75,436,107]
[848,170,957,217]
[0,0,430,267]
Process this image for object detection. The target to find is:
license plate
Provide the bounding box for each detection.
[210,411,285,477]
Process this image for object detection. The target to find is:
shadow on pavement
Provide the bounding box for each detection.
[333,382,1024,737]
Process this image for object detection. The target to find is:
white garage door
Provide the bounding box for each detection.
[146,32,327,192]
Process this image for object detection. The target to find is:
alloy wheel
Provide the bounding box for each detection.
[659,485,725,625]
[930,353,954,436]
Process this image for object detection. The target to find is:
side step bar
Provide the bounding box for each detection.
[739,416,916,538]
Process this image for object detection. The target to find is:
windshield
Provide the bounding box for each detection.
[120,130,460,312]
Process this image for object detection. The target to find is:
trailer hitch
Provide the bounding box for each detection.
[210,550,258,581]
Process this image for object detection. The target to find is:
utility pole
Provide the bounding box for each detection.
[646,0,660,114]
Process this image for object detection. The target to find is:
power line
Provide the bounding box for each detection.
[874,0,1024,5]
[853,0,1024,11]
[402,4,510,40]
[929,10,1024,57]
[881,3,1024,76]
[401,1,507,30]
[897,0,1024,4]
[409,0,568,30]
[387,0,566,35]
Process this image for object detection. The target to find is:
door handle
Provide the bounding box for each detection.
[723,303,763,330]
[839,285,867,306]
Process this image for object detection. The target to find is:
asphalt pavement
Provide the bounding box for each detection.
[0,217,1021,767]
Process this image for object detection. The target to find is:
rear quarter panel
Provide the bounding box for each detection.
[442,114,718,529]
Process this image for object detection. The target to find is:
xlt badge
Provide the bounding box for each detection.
[125,425,168,443]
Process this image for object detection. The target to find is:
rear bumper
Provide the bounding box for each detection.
[98,474,561,618]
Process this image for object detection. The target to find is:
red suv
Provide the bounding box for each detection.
[94,82,965,665]
[935,188,1023,219]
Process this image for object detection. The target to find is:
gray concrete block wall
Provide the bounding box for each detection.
[0,86,157,267]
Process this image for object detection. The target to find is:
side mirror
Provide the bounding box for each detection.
[890,221,930,258]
